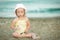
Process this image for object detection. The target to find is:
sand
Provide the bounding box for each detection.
[0,17,60,40]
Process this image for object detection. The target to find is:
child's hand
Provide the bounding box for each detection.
[11,26,15,30]
[15,26,21,30]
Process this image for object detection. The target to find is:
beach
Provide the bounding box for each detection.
[0,17,60,40]
[0,0,60,40]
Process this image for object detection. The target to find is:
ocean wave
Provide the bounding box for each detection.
[27,8,60,13]
[0,8,60,13]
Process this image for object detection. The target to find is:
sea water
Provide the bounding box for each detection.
[0,0,60,18]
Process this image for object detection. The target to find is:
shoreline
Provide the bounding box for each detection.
[0,16,60,19]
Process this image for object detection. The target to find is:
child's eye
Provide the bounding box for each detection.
[21,11,24,13]
[17,11,24,13]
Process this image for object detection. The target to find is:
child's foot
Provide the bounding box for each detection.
[31,33,40,40]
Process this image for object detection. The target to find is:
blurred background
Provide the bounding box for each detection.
[0,0,60,40]
[0,0,60,18]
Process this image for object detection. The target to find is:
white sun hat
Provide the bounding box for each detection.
[15,4,27,11]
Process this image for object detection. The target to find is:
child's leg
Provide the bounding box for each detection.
[21,33,32,38]
[23,33,40,39]
[12,32,40,39]
[12,32,22,38]
[12,32,32,38]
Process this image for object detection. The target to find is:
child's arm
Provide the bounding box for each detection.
[10,18,17,30]
[25,18,30,33]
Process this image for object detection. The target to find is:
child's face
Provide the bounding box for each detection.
[16,8,25,17]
